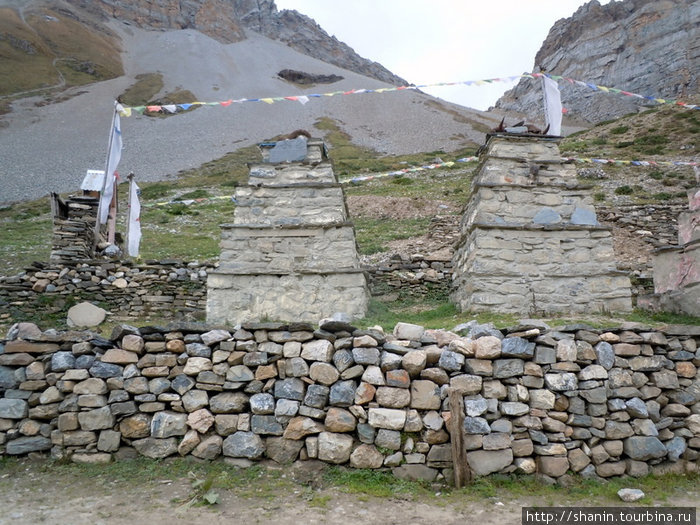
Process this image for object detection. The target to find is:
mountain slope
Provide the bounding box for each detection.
[496,0,699,123]
[0,14,499,205]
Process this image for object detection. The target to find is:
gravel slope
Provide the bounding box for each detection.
[0,22,501,205]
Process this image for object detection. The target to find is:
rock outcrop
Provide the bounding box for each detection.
[496,0,699,123]
[232,0,405,85]
[64,0,405,85]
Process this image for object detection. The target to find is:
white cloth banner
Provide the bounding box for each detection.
[99,111,123,224]
[542,76,562,136]
[127,180,142,257]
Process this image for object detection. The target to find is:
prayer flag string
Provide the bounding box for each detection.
[117,72,699,118]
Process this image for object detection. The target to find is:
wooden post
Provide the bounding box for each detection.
[447,388,472,488]
[107,177,118,245]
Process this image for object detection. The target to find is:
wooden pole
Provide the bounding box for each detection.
[447,388,472,488]
[107,177,117,245]
[125,172,134,256]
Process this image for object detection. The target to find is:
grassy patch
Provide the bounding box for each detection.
[120,73,164,106]
[0,7,122,97]
[0,202,52,274]
[314,117,477,178]
[359,298,521,332]
[324,467,429,498]
[614,185,634,195]
[353,217,432,255]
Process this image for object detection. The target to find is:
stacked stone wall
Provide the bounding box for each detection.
[1,319,698,482]
[50,196,99,262]
[0,261,211,324]
[0,259,452,327]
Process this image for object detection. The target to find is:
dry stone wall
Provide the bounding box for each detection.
[0,261,211,325]
[1,319,698,482]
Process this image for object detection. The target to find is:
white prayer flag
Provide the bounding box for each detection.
[99,111,122,224]
[127,180,142,257]
[542,76,562,136]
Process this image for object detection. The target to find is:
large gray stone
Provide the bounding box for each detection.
[250,415,284,435]
[301,340,334,362]
[265,437,304,464]
[368,408,406,430]
[304,384,330,409]
[209,392,249,413]
[410,380,441,410]
[625,397,649,418]
[623,436,667,461]
[352,347,380,366]
[466,449,513,475]
[665,437,687,462]
[151,411,188,438]
[0,398,28,419]
[222,431,265,459]
[393,322,425,341]
[464,417,491,434]
[274,378,306,401]
[329,380,356,407]
[67,301,106,327]
[226,365,254,382]
[544,372,578,391]
[438,350,464,372]
[132,437,178,459]
[78,406,114,431]
[501,337,535,359]
[192,435,223,460]
[493,359,525,378]
[595,341,615,370]
[533,207,562,225]
[0,365,18,389]
[51,351,76,372]
[317,431,354,464]
[6,436,52,455]
[250,393,275,414]
[89,362,123,378]
[392,464,438,482]
[350,444,384,469]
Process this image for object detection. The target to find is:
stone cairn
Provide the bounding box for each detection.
[49,195,99,262]
[643,183,700,317]
[0,319,698,481]
[207,137,369,324]
[451,133,633,314]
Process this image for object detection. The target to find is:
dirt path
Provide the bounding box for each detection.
[1,459,697,525]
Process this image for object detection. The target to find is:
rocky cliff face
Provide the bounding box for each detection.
[65,0,247,43]
[232,0,405,85]
[65,0,404,85]
[496,0,699,123]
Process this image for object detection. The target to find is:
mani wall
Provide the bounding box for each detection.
[0,319,698,482]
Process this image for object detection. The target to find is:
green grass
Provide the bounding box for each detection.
[119,73,164,106]
[0,6,123,97]
[359,298,522,332]
[323,466,430,498]
[314,117,477,178]
[1,457,696,509]
[353,217,433,255]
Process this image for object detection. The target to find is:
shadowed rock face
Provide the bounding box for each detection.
[496,0,699,123]
[63,0,406,85]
